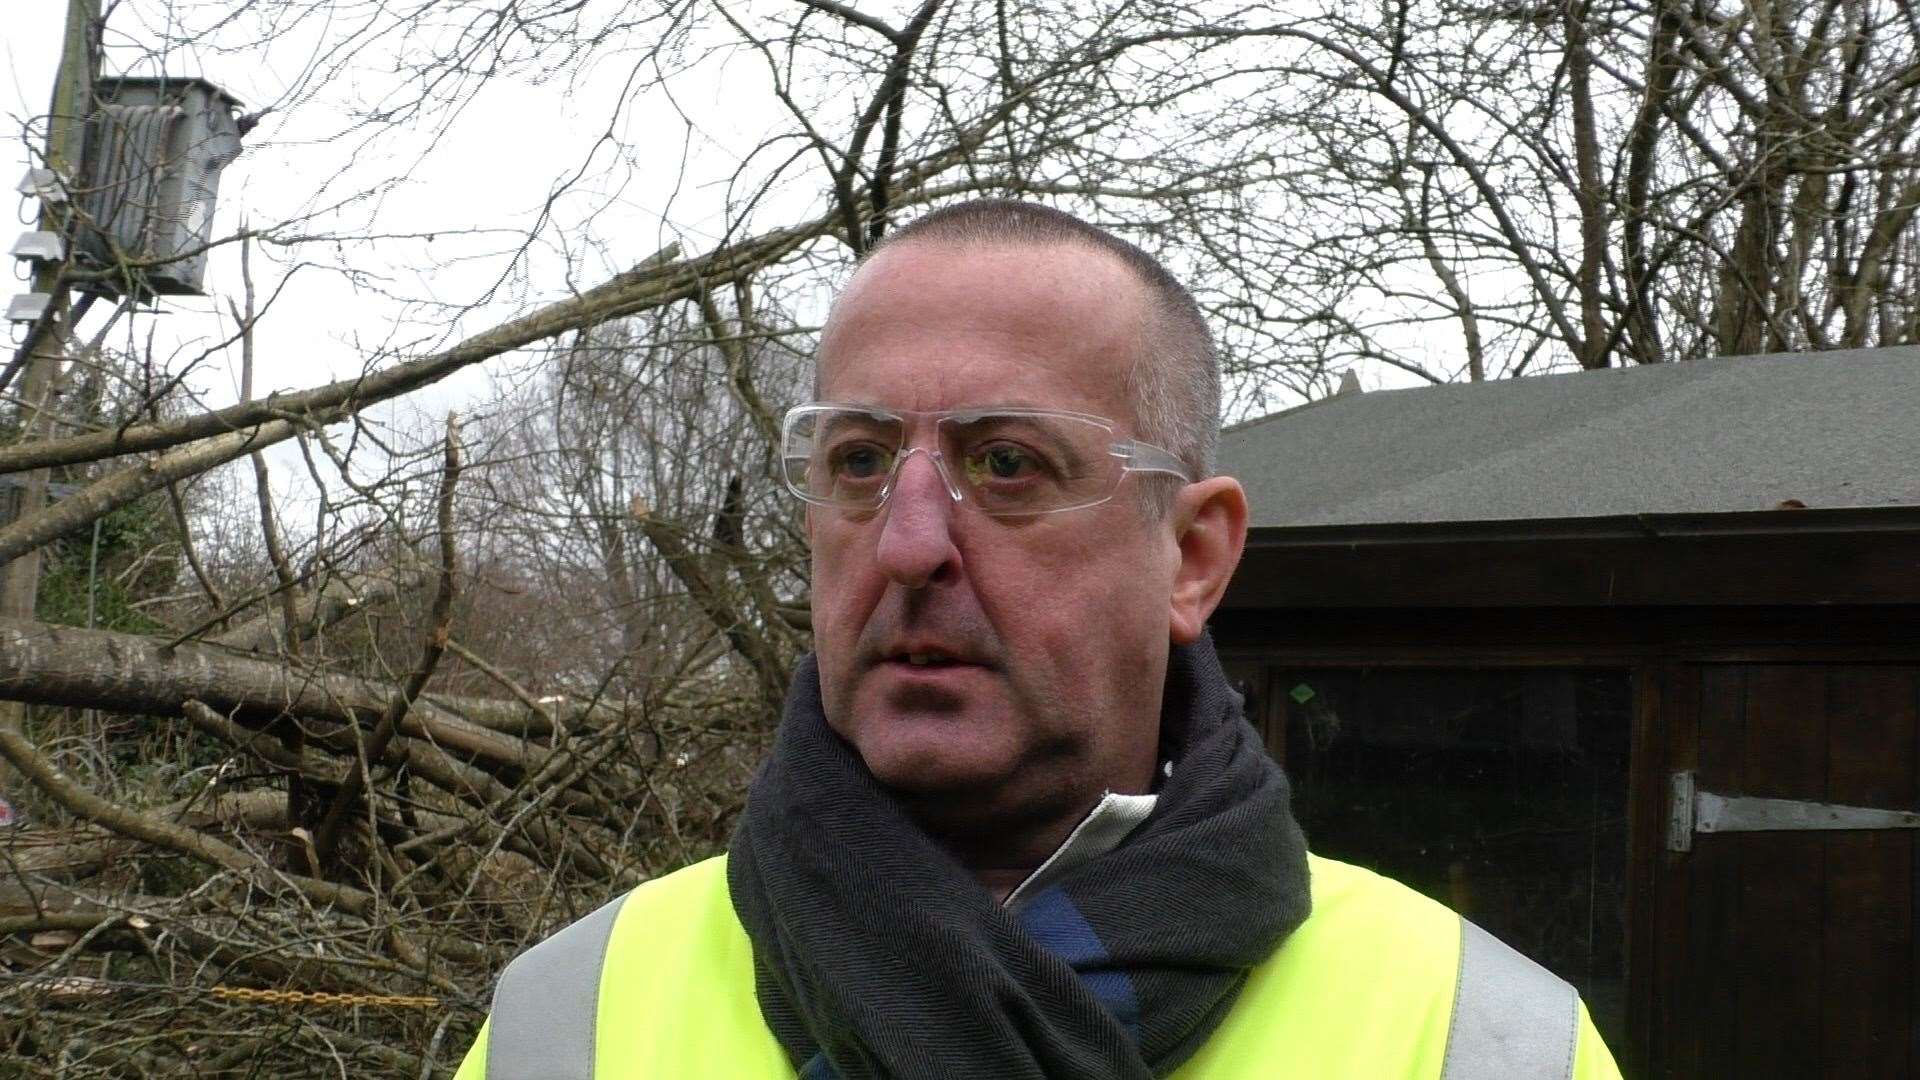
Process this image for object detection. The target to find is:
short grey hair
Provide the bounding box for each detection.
[846,200,1221,505]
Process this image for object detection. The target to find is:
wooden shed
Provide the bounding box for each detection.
[1212,346,1920,1078]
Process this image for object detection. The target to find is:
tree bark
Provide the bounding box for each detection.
[0,618,543,771]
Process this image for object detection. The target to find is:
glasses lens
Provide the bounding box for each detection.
[783,407,904,508]
[782,407,1127,514]
[939,411,1118,515]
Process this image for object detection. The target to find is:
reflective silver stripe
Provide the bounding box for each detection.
[1440,918,1580,1080]
[487,892,631,1080]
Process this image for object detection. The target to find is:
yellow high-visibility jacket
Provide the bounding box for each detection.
[456,854,1621,1079]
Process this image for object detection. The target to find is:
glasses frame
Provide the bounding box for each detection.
[780,402,1194,517]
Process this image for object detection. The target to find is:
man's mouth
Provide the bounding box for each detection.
[901,651,959,667]
[884,648,981,669]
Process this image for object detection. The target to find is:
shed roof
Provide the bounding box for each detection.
[1219,346,1920,530]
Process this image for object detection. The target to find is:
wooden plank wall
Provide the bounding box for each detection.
[1823,667,1918,1076]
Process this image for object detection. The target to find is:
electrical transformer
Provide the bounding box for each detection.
[74,76,244,298]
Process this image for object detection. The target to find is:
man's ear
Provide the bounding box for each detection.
[1167,476,1248,645]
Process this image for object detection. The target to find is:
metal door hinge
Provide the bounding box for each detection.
[1667,770,1920,852]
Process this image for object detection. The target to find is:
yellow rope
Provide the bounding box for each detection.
[2,972,441,1009]
[208,985,442,1009]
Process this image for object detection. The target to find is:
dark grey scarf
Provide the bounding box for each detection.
[727,635,1311,1079]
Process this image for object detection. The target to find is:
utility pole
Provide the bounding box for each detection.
[0,0,103,819]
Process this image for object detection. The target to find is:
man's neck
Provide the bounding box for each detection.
[975,866,1041,905]
[895,754,1163,902]
[920,787,1162,905]
[924,805,1088,904]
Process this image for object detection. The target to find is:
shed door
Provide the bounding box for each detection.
[1653,664,1919,1078]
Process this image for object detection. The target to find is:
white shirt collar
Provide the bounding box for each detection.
[1003,789,1159,910]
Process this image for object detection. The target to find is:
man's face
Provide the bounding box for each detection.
[808,239,1179,835]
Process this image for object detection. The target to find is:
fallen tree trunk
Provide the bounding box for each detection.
[0,618,553,773]
[0,792,292,882]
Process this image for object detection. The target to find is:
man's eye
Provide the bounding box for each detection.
[832,444,892,479]
[985,446,1029,478]
[968,444,1042,483]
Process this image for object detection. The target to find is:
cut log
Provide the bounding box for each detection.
[0,618,551,772]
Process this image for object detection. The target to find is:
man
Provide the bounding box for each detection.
[456,200,1622,1078]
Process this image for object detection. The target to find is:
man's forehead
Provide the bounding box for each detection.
[817,238,1149,390]
[832,236,1139,309]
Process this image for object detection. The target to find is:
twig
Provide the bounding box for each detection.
[311,414,461,868]
[163,480,224,614]
[443,638,556,738]
[231,233,305,658]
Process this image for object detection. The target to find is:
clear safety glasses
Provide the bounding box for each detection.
[780,403,1193,517]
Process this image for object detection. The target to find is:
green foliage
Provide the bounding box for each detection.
[34,494,174,634]
[138,852,214,898]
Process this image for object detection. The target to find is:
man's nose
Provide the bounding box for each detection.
[875,450,961,589]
